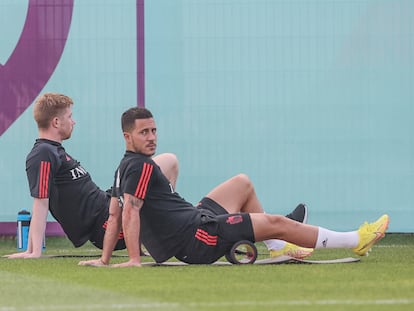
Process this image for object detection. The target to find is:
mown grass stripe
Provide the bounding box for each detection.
[1,299,413,310]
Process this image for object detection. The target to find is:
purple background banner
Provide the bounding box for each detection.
[137,0,145,107]
[0,0,145,236]
[0,0,74,136]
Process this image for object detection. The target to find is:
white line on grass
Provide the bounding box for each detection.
[1,299,413,310]
[187,299,414,307]
[0,303,179,311]
[376,245,412,248]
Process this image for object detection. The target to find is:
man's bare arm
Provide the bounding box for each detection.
[4,198,48,258]
[79,197,122,266]
[111,193,143,267]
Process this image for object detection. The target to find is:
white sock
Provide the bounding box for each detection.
[316,227,359,249]
[263,239,286,251]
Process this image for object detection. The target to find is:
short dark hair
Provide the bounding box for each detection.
[121,107,153,132]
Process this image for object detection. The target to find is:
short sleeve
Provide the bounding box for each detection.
[124,162,154,200]
[26,144,60,198]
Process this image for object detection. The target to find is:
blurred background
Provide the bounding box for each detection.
[1,0,412,232]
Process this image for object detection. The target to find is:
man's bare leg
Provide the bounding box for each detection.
[205,174,313,258]
[205,174,263,214]
[250,214,319,248]
[205,175,367,254]
[249,212,389,257]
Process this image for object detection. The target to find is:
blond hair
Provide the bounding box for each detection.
[33,93,73,129]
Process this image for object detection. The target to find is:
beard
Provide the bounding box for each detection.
[60,127,73,140]
[132,142,156,156]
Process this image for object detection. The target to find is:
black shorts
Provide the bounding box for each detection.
[88,209,126,251]
[174,197,255,264]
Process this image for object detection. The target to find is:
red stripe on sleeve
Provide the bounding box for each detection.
[39,161,50,198]
[39,162,44,197]
[134,162,153,199]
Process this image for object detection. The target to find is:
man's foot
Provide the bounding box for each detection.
[270,242,314,259]
[285,203,308,223]
[353,214,389,256]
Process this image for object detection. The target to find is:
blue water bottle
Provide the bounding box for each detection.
[17,210,31,250]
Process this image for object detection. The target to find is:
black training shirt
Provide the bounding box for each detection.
[26,139,109,247]
[112,151,200,263]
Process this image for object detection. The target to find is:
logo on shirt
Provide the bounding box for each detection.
[69,165,87,180]
[226,215,243,225]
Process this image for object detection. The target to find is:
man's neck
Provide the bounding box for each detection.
[38,130,62,143]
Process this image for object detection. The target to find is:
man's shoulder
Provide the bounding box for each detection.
[27,139,61,162]
[123,152,154,165]
[119,153,157,176]
[32,139,60,151]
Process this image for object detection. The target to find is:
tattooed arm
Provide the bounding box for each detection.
[111,193,143,267]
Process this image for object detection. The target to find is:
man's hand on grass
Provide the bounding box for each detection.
[111,259,142,268]
[78,258,108,267]
[3,251,42,259]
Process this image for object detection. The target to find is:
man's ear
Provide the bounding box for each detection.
[51,117,60,129]
[123,132,131,142]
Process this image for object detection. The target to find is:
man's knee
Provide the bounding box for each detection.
[153,153,179,178]
[233,173,253,189]
[267,214,286,226]
[165,153,179,172]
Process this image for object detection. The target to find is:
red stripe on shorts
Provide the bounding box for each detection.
[195,228,218,246]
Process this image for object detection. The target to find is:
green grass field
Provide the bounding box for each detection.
[1,234,413,311]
